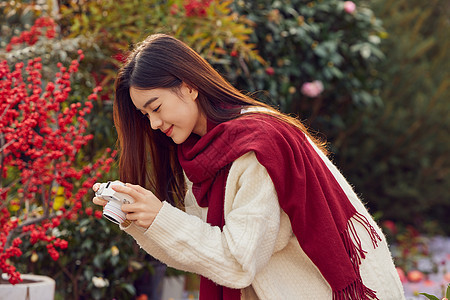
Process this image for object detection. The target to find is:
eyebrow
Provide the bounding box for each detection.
[143,97,159,109]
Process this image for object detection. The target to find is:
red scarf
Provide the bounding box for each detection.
[178,113,381,300]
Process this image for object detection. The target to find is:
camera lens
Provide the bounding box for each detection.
[103,200,126,224]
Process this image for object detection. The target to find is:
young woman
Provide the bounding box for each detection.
[92,34,405,299]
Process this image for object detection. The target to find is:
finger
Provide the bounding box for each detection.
[125,213,152,229]
[125,183,153,195]
[92,183,101,192]
[125,212,139,221]
[121,203,131,213]
[121,202,141,213]
[111,185,142,199]
[134,219,150,229]
[93,197,107,206]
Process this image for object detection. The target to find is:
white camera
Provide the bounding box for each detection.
[95,181,134,224]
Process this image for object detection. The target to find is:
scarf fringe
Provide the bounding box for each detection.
[335,212,382,300]
[332,279,379,300]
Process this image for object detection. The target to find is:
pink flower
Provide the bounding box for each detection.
[265,67,275,76]
[344,1,356,14]
[407,270,424,283]
[301,80,324,98]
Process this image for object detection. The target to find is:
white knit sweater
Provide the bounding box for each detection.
[121,149,405,299]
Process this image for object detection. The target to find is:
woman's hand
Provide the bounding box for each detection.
[92,183,163,229]
[113,183,163,229]
[92,183,107,206]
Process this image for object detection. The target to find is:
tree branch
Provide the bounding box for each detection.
[0,138,16,153]
[0,102,12,120]
[4,213,58,249]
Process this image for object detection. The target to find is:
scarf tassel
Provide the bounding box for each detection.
[332,279,379,300]
[334,212,382,300]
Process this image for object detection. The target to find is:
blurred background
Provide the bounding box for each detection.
[1,0,449,299]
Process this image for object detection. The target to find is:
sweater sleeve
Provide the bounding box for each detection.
[121,152,281,289]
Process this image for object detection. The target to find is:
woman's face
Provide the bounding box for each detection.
[130,83,207,144]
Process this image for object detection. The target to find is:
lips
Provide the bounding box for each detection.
[163,125,174,136]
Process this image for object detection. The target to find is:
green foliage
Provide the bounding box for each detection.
[228,0,385,139]
[16,205,151,300]
[420,294,439,300]
[59,0,260,93]
[420,283,450,300]
[339,0,450,232]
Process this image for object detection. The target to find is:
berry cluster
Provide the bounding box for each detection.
[0,18,114,285]
[5,17,56,52]
[174,0,212,17]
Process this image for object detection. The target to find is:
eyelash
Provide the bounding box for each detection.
[141,105,160,118]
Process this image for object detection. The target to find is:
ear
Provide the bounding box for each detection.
[182,82,199,101]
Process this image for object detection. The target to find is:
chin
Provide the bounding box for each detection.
[170,128,195,144]
[172,138,182,144]
[171,134,188,144]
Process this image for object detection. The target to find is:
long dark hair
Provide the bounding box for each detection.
[114,34,326,206]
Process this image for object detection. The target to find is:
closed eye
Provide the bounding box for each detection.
[153,105,161,113]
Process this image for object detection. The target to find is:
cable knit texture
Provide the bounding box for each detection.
[121,150,405,299]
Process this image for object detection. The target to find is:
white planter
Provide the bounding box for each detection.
[0,274,55,300]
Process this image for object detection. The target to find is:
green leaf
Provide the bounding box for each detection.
[81,238,93,250]
[110,254,119,266]
[446,283,450,299]
[79,218,90,227]
[83,268,94,282]
[313,45,327,58]
[121,283,136,295]
[329,67,344,79]
[93,255,103,268]
[418,293,439,300]
[92,288,103,300]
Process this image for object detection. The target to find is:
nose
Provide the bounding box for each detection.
[149,114,163,130]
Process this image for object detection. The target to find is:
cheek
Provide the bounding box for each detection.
[178,103,199,126]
